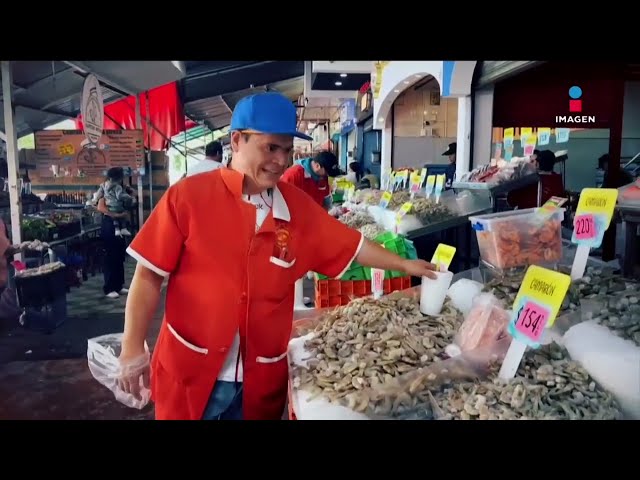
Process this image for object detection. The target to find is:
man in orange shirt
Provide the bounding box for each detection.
[280,151,342,209]
[118,92,437,420]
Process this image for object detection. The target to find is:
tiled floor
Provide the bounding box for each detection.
[0,259,314,420]
[0,259,162,420]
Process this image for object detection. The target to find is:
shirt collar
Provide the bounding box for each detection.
[220,168,290,222]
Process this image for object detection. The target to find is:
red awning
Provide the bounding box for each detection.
[75,81,186,151]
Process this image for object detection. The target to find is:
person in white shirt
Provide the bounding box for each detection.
[187,141,224,177]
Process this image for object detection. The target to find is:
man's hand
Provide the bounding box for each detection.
[117,346,150,400]
[400,259,438,279]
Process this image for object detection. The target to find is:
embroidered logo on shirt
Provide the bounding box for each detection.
[274,222,293,262]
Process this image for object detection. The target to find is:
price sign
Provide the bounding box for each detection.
[570,188,618,249]
[537,127,551,146]
[379,191,393,209]
[514,300,550,343]
[434,175,445,200]
[425,175,436,198]
[371,268,385,299]
[430,243,456,271]
[523,135,537,157]
[574,213,596,241]
[402,170,410,188]
[507,265,571,348]
[410,172,421,194]
[395,202,413,225]
[419,168,428,187]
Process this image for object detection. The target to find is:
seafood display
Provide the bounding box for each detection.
[338,210,376,230]
[485,266,640,346]
[15,261,65,278]
[473,210,564,270]
[430,343,622,420]
[409,197,456,225]
[459,158,537,186]
[387,191,411,210]
[358,223,386,241]
[290,294,463,415]
[356,189,383,206]
[20,239,50,252]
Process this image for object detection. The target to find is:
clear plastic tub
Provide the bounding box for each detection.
[469,207,565,270]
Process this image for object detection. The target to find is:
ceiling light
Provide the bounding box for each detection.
[335,81,342,86]
[340,73,347,77]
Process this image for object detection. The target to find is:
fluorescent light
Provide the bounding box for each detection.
[340,73,347,77]
[335,81,342,86]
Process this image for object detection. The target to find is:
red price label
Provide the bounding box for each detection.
[372,268,385,296]
[515,301,550,342]
[574,213,596,240]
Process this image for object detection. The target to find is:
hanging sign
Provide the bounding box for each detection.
[80,74,104,146]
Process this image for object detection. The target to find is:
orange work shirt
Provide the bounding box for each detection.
[127,168,363,420]
[280,164,331,207]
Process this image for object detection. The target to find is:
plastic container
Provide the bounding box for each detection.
[469,207,565,270]
[419,271,453,316]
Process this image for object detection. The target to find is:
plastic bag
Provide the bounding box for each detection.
[447,278,484,315]
[87,333,151,410]
[445,293,510,360]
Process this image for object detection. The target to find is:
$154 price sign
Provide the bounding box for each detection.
[507,265,571,348]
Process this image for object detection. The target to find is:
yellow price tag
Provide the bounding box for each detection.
[511,265,571,330]
[503,128,514,140]
[425,175,436,196]
[520,127,532,141]
[571,188,618,248]
[410,171,422,193]
[435,174,445,195]
[395,201,413,224]
[420,168,428,185]
[575,188,618,220]
[379,190,393,209]
[430,243,456,271]
[58,143,75,156]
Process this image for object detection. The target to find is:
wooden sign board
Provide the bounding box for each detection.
[34,129,144,177]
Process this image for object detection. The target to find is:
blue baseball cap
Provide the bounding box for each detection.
[230,92,312,141]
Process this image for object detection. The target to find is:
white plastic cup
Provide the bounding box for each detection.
[420,271,453,316]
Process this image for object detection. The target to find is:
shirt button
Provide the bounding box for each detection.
[219,347,228,353]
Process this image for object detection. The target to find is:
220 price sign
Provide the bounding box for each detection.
[574,213,596,241]
[515,300,550,342]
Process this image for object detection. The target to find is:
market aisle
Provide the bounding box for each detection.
[0,258,164,420]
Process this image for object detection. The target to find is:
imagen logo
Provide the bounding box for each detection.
[556,85,595,125]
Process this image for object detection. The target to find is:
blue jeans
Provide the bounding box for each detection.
[201,381,243,420]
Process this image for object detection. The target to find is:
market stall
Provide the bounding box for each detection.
[616,180,640,277]
[288,198,640,420]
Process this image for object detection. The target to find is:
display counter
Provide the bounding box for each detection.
[288,241,640,420]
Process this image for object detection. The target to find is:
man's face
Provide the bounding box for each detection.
[231,131,293,190]
[448,153,456,164]
[311,160,327,178]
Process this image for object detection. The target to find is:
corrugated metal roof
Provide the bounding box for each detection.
[0,61,126,139]
[184,76,304,132]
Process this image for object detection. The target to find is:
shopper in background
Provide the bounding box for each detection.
[358,168,380,189]
[187,140,225,177]
[507,149,564,210]
[96,195,131,299]
[280,150,343,210]
[117,91,437,421]
[597,153,634,188]
[442,142,457,189]
[0,219,21,333]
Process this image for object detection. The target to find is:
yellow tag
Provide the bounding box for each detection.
[503,128,514,140]
[513,265,571,328]
[575,188,618,223]
[520,127,532,141]
[379,190,393,208]
[410,171,422,193]
[58,143,75,156]
[435,174,445,193]
[430,243,456,271]
[395,201,413,224]
[539,196,567,214]
[420,168,428,185]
